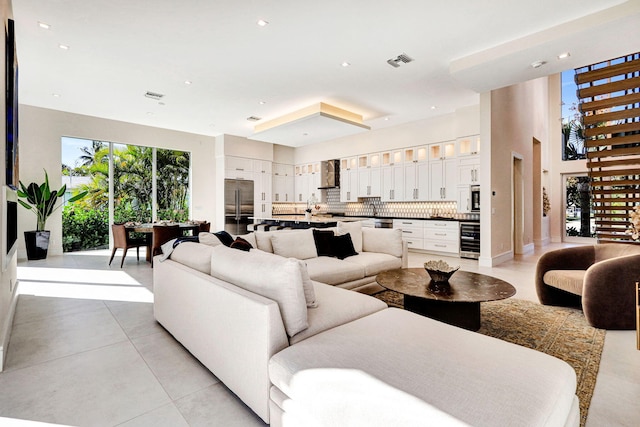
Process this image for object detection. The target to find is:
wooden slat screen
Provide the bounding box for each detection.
[576,52,640,243]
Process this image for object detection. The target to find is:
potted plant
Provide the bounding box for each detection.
[17,170,87,260]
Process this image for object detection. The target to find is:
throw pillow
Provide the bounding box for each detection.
[230,236,253,251]
[337,221,362,252]
[209,245,308,337]
[198,232,224,247]
[213,230,234,247]
[271,229,318,260]
[312,229,335,257]
[332,233,358,260]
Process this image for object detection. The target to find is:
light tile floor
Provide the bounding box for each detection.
[0,245,637,426]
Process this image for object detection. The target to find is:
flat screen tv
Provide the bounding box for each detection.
[5,18,18,189]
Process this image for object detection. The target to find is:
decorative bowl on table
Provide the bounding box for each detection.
[424,260,460,283]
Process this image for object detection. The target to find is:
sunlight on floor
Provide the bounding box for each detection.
[17,266,153,303]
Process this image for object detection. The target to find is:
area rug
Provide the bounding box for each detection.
[374,290,605,427]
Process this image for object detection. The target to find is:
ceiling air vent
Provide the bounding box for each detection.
[144,91,164,100]
[387,53,414,68]
[246,116,262,122]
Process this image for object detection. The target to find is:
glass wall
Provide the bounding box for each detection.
[61,137,191,251]
[563,174,594,240]
[561,70,586,161]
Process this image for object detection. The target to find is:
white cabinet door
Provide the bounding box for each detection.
[272,163,295,203]
[253,171,272,218]
[457,185,471,213]
[429,159,456,200]
[404,164,417,200]
[357,168,381,198]
[308,170,322,201]
[369,167,381,197]
[295,173,309,203]
[458,156,480,186]
[404,163,428,201]
[381,166,404,202]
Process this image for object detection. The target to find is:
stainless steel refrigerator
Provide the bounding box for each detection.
[224,179,254,235]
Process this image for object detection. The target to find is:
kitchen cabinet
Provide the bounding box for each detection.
[393,219,425,250]
[253,168,272,219]
[457,185,471,213]
[457,135,480,157]
[381,150,403,167]
[225,156,254,180]
[458,156,480,186]
[295,162,322,203]
[381,164,404,201]
[340,157,359,202]
[272,163,294,202]
[403,162,428,200]
[357,153,381,198]
[429,158,457,200]
[424,221,459,254]
[428,141,456,161]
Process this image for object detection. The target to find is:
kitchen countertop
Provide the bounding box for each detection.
[266,214,479,222]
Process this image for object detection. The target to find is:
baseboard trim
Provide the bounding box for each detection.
[534,237,551,247]
[520,243,535,254]
[0,279,19,372]
[479,250,514,267]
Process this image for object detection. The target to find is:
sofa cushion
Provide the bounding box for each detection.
[304,256,365,285]
[209,245,308,337]
[543,270,585,295]
[362,227,403,258]
[289,281,386,344]
[169,242,215,274]
[343,252,403,277]
[337,221,362,252]
[198,232,223,247]
[270,308,578,427]
[254,230,294,253]
[271,229,317,260]
[297,260,318,308]
[235,232,257,249]
[312,229,335,257]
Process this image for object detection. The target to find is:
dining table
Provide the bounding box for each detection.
[124,223,201,262]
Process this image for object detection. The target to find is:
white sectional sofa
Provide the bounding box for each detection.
[153,226,579,426]
[197,221,408,294]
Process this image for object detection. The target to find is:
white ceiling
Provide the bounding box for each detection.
[11,0,640,146]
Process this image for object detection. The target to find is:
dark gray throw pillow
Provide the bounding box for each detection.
[332,233,358,259]
[313,229,335,257]
[213,230,234,247]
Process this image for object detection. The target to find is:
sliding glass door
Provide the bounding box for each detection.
[61,137,191,252]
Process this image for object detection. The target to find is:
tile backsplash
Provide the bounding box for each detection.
[272,188,479,220]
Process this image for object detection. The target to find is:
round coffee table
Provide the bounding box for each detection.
[376,268,516,331]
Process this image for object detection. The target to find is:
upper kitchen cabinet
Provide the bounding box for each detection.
[340,157,359,202]
[295,162,322,203]
[428,141,456,161]
[273,163,294,203]
[381,149,403,167]
[357,153,381,198]
[225,156,254,180]
[403,147,428,201]
[456,135,480,157]
[457,157,480,186]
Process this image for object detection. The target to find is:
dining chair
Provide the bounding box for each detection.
[109,224,148,268]
[198,221,211,233]
[151,225,181,267]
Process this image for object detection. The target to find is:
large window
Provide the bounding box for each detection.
[563,174,594,240]
[561,70,586,161]
[61,137,191,252]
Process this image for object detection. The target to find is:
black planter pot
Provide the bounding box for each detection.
[24,230,50,260]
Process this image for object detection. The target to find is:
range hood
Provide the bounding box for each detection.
[318,160,340,189]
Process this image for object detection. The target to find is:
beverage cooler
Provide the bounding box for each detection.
[460,222,480,259]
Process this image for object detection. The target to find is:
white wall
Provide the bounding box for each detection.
[293,105,480,163]
[18,105,216,258]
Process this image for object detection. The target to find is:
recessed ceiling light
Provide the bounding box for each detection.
[557,52,571,60]
[52,93,61,97]
[38,21,50,30]
[530,60,546,69]
[384,117,390,121]
[58,44,70,50]
[184,80,192,85]
[257,19,269,27]
[259,101,266,105]
[430,105,437,110]
[341,61,351,67]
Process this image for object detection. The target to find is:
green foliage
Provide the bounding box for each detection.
[62,205,109,251]
[18,170,87,231]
